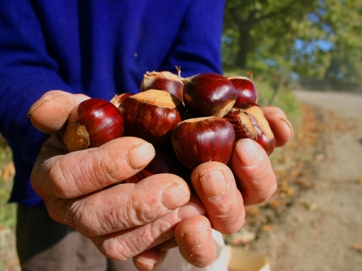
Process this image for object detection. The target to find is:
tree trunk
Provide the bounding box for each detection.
[235,25,251,69]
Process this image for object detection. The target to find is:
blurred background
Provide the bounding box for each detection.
[1,0,361,270]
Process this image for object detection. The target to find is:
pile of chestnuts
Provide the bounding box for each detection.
[62,70,275,179]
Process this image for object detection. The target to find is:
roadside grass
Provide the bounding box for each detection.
[0,135,18,270]
[0,136,16,232]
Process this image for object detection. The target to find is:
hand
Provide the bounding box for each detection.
[131,106,293,270]
[29,91,293,271]
[28,91,207,268]
[189,107,293,232]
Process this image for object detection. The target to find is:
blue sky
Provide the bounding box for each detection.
[295,38,334,53]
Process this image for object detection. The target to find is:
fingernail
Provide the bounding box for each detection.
[279,116,294,137]
[199,169,226,197]
[178,202,204,220]
[127,142,155,169]
[162,183,189,210]
[135,257,156,271]
[182,227,209,248]
[235,139,263,167]
[28,101,43,116]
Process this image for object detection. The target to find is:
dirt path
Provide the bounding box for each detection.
[250,90,362,271]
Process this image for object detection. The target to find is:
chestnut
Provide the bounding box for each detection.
[119,89,188,147]
[172,116,236,170]
[140,71,184,102]
[224,103,276,155]
[63,98,124,152]
[183,73,236,117]
[228,76,258,106]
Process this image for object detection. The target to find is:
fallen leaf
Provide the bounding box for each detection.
[1,161,15,181]
[352,243,362,253]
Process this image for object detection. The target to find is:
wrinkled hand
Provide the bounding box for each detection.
[28,90,293,271]
[152,106,293,268]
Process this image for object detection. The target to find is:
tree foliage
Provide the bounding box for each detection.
[222,0,362,91]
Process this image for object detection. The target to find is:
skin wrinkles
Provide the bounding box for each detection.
[34,157,69,200]
[129,178,188,223]
[206,197,245,234]
[122,185,160,229]
[44,140,140,199]
[240,163,277,205]
[181,227,208,249]
[87,146,127,188]
[94,234,130,261]
[68,199,97,235]
[245,174,277,204]
[176,216,216,267]
[68,177,188,237]
[93,197,120,234]
[92,209,184,261]
[70,187,130,236]
[192,163,245,234]
[131,193,156,226]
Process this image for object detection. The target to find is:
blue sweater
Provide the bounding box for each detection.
[0,0,225,207]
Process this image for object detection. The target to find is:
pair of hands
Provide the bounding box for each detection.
[29,90,293,270]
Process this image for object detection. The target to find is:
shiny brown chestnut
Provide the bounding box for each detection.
[63,98,124,152]
[224,103,276,155]
[183,73,236,117]
[228,76,258,106]
[172,116,236,170]
[119,89,188,147]
[141,71,184,102]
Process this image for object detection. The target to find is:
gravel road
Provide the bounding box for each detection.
[252,90,362,271]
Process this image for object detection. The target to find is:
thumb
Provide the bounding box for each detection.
[28,90,89,133]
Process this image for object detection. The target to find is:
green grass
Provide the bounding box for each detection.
[0,136,17,231]
[0,136,19,271]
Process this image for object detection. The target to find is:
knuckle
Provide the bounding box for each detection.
[96,238,130,261]
[44,158,78,198]
[68,201,102,236]
[244,177,277,205]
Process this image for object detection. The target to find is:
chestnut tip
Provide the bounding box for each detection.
[63,123,90,152]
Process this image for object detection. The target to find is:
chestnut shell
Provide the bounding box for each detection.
[141,71,184,102]
[225,103,276,155]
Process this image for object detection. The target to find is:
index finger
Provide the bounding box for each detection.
[31,136,156,200]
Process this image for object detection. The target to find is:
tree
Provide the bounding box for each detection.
[223,0,362,91]
[223,0,319,69]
